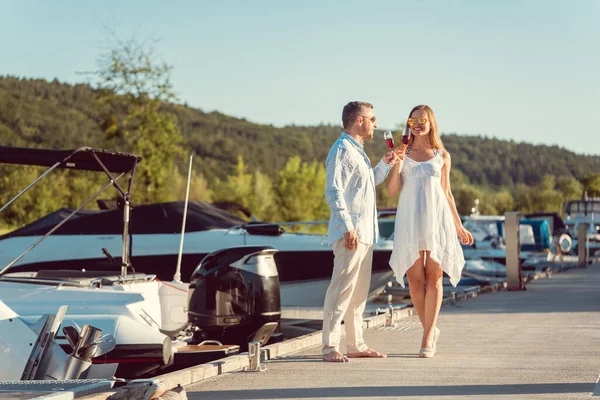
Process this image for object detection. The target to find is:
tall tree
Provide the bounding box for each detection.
[556,175,584,201]
[488,189,515,215]
[211,156,278,221]
[583,174,600,197]
[275,156,328,224]
[92,36,183,203]
[453,184,483,215]
[532,175,563,213]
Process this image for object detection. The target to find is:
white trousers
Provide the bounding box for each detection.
[322,239,373,355]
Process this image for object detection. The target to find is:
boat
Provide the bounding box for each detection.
[0,246,280,378]
[460,214,550,265]
[0,146,282,378]
[459,257,508,286]
[0,201,395,308]
[562,196,600,256]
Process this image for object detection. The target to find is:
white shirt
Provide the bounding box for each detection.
[325,132,392,245]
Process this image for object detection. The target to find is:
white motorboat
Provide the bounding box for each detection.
[563,197,600,256]
[0,201,395,308]
[0,146,281,378]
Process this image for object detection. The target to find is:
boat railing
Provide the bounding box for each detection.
[271,220,328,234]
[89,273,157,288]
[0,275,92,287]
[0,272,156,288]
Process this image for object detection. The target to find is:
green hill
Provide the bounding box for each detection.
[1,75,599,188]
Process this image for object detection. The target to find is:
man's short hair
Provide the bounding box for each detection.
[342,101,373,129]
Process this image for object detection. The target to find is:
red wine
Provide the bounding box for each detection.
[401,135,410,145]
[385,138,394,149]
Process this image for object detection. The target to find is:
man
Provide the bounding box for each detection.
[322,101,399,362]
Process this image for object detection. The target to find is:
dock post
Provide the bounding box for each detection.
[505,212,525,290]
[245,341,265,372]
[385,303,394,327]
[578,223,589,266]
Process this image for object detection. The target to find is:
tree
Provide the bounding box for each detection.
[532,176,563,213]
[556,175,584,201]
[275,156,328,224]
[515,176,563,213]
[453,184,482,215]
[211,156,254,211]
[92,35,183,203]
[0,165,105,228]
[583,174,600,197]
[556,175,584,215]
[169,169,212,203]
[251,170,278,221]
[513,184,535,214]
[211,156,277,221]
[450,168,471,188]
[488,189,515,215]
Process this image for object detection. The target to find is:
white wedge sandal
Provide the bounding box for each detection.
[419,326,440,358]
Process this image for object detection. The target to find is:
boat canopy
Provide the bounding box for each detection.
[1,201,246,238]
[0,146,141,173]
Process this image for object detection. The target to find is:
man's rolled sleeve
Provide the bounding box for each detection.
[325,149,354,233]
[373,159,392,186]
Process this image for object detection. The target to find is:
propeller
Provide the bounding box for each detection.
[64,323,117,361]
[62,325,80,349]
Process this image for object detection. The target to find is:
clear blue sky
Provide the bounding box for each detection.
[2,0,599,155]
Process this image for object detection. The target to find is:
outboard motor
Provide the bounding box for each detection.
[188,246,280,349]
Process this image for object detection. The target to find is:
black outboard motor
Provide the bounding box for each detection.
[188,246,280,349]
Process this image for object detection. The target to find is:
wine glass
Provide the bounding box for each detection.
[401,126,410,145]
[383,131,394,150]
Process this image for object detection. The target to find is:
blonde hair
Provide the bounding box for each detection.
[407,105,444,150]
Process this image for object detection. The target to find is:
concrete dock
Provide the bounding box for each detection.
[181,264,600,399]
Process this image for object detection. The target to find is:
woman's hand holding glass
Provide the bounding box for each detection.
[392,126,411,162]
[382,131,407,164]
[393,144,409,161]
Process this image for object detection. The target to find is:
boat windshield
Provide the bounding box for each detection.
[565,199,600,219]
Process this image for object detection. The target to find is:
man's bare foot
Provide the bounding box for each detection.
[322,351,349,362]
[347,348,387,358]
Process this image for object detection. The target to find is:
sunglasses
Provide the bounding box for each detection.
[360,115,376,123]
[407,117,428,126]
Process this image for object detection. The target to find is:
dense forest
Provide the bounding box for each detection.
[2,76,599,184]
[1,75,600,230]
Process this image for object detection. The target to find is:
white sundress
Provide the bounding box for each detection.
[389,149,465,287]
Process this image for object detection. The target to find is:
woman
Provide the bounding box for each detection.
[388,105,473,358]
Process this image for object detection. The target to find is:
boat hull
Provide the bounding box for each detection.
[0,232,395,307]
